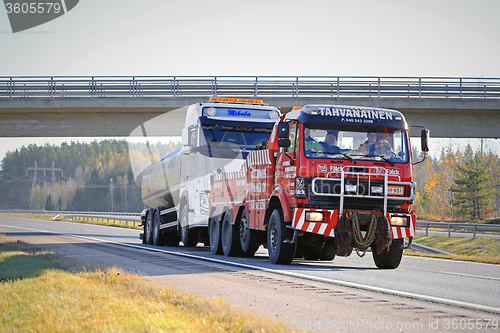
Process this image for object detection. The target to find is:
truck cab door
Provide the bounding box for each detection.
[275,121,298,201]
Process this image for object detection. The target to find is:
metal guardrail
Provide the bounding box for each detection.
[405,240,458,256]
[3,210,499,237]
[0,210,141,227]
[0,209,140,217]
[416,221,500,237]
[1,76,500,99]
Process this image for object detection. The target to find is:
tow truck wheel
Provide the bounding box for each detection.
[180,204,199,247]
[144,211,153,245]
[301,245,322,260]
[221,211,241,257]
[267,208,296,265]
[152,210,166,246]
[239,209,260,257]
[320,245,336,261]
[209,214,222,255]
[372,238,404,269]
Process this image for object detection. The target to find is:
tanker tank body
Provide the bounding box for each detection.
[141,148,182,208]
[138,97,281,249]
[140,147,183,247]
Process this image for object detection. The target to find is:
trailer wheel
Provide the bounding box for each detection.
[144,211,153,245]
[239,209,260,257]
[267,208,296,265]
[372,238,404,269]
[221,211,241,257]
[180,204,199,247]
[152,210,166,246]
[209,214,222,255]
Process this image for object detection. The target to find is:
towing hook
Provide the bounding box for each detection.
[401,237,413,249]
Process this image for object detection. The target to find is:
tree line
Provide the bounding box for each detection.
[414,142,500,222]
[0,139,181,212]
[1,139,498,221]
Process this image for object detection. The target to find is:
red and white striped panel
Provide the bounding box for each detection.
[246,150,273,167]
[390,213,416,239]
[292,208,336,238]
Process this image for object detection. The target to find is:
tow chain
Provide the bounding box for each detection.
[350,211,377,257]
[334,211,393,258]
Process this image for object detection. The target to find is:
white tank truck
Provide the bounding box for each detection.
[137,97,281,247]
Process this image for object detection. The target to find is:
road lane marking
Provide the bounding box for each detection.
[1,223,500,315]
[440,271,500,282]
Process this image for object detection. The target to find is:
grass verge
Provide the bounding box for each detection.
[405,234,500,264]
[0,234,293,332]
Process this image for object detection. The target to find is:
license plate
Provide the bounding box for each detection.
[387,186,404,195]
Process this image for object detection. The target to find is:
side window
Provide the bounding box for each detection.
[287,122,297,153]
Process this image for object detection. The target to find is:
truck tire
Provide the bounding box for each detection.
[165,231,180,247]
[239,209,260,257]
[320,245,336,261]
[180,204,199,247]
[301,245,322,260]
[267,208,296,265]
[209,214,222,255]
[152,209,166,246]
[144,211,153,245]
[221,211,241,257]
[372,238,404,269]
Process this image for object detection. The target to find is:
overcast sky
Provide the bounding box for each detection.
[0,0,499,159]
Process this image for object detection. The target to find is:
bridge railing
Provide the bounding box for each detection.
[1,76,500,99]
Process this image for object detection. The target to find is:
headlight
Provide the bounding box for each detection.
[207,107,216,116]
[390,216,408,227]
[269,110,280,119]
[371,186,383,194]
[305,211,324,222]
[199,193,209,209]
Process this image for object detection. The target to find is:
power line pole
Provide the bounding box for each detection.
[26,161,63,210]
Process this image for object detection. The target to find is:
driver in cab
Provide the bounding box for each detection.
[357,129,393,156]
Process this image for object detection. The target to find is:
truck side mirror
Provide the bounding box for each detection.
[181,146,192,155]
[277,122,290,139]
[421,128,430,152]
[277,139,291,148]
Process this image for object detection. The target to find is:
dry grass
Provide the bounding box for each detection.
[0,235,294,333]
[405,234,500,264]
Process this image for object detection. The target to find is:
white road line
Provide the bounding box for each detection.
[440,271,500,282]
[1,223,500,315]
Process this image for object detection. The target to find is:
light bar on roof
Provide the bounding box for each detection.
[209,97,263,104]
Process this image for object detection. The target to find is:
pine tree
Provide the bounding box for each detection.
[451,148,494,221]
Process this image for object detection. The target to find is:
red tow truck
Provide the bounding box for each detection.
[209,105,429,268]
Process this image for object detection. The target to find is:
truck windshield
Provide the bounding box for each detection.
[303,125,409,164]
[199,125,273,158]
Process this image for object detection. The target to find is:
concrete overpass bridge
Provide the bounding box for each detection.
[1,76,499,138]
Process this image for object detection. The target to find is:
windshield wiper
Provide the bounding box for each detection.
[324,152,356,164]
[373,155,395,166]
[350,154,395,166]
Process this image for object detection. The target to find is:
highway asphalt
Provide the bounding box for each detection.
[1,216,499,315]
